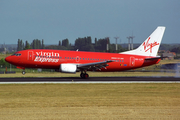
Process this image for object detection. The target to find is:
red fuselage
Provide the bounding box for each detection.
[5,49,160,72]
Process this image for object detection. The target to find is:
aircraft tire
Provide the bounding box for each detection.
[80,73,89,79]
[22,71,26,75]
[84,73,89,79]
[80,73,84,78]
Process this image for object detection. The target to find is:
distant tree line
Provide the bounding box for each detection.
[17,37,127,53]
[17,39,45,51]
[16,37,180,55]
[160,44,180,54]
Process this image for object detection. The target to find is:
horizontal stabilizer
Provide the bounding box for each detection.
[145,56,168,60]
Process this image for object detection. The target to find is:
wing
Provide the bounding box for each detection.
[77,60,113,71]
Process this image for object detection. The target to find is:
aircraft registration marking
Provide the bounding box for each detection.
[111,57,124,59]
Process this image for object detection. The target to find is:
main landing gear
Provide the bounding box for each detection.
[80,71,89,79]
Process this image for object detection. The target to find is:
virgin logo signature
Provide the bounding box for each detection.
[142,37,159,53]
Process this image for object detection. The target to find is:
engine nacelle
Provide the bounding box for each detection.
[59,64,77,73]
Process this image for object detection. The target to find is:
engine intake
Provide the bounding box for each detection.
[59,64,77,73]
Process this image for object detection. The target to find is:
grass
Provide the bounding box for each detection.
[0,83,179,119]
[0,53,10,60]
[159,59,180,64]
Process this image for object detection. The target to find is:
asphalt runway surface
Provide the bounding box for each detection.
[0,77,180,83]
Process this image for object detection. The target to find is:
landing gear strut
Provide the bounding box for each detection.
[80,71,89,79]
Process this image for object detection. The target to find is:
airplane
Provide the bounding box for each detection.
[5,26,165,78]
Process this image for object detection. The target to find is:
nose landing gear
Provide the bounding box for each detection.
[22,70,26,75]
[80,71,89,79]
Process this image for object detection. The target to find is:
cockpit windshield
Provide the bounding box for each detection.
[12,53,21,56]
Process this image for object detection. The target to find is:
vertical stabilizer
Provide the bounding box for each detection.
[120,26,166,57]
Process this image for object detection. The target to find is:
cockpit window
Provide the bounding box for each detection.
[12,53,21,56]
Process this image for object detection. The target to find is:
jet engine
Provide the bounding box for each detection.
[59,64,77,73]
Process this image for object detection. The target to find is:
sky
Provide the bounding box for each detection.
[0,0,180,45]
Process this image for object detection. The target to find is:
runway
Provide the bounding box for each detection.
[0,77,180,84]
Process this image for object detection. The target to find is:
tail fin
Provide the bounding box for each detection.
[121,26,166,57]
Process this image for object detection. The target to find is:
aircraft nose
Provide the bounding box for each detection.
[5,56,11,63]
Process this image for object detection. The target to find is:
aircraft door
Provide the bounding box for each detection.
[130,57,135,67]
[28,51,33,61]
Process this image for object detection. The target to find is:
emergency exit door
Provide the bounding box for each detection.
[130,57,135,67]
